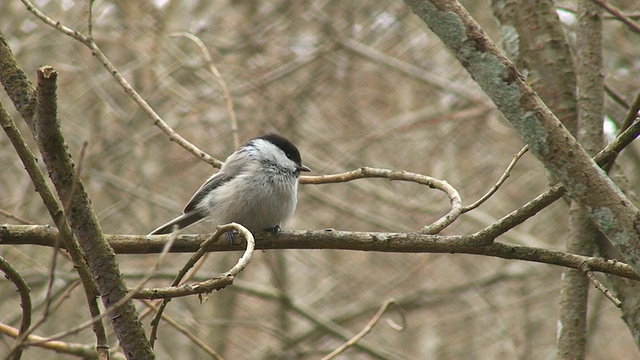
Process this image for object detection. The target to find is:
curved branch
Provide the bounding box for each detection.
[149,223,255,347]
[580,262,621,307]
[463,146,528,213]
[302,167,461,234]
[0,256,31,360]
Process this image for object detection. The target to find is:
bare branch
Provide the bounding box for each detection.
[302,167,461,234]
[170,32,240,148]
[403,0,640,273]
[0,210,33,225]
[0,102,109,358]
[321,299,404,360]
[22,229,175,350]
[149,223,254,347]
[33,65,152,358]
[463,146,528,213]
[141,300,223,360]
[0,256,31,360]
[603,88,640,172]
[132,277,234,300]
[475,115,639,244]
[580,262,622,307]
[0,322,126,360]
[20,0,222,168]
[221,223,256,277]
[0,35,36,121]
[558,0,604,357]
[590,0,640,34]
[3,225,639,281]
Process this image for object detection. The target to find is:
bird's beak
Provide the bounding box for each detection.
[298,164,311,172]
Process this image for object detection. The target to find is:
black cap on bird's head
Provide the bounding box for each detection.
[256,133,311,173]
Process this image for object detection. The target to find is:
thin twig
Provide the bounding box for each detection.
[579,262,622,307]
[0,323,123,360]
[602,88,640,172]
[590,0,640,34]
[21,0,222,168]
[170,32,240,148]
[40,228,62,332]
[0,209,34,225]
[141,300,223,360]
[605,85,631,110]
[149,223,255,347]
[463,146,529,212]
[86,0,94,39]
[221,224,256,277]
[474,117,640,243]
[321,299,404,360]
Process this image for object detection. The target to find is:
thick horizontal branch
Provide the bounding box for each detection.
[2,225,638,281]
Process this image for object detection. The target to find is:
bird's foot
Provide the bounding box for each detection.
[225,230,241,245]
[265,225,281,235]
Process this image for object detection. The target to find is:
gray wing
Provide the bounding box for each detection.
[183,147,249,213]
[183,171,233,213]
[149,172,233,235]
[149,212,205,235]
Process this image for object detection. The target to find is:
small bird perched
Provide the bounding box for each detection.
[149,133,310,235]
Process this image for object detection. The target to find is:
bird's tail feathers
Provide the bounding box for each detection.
[149,212,205,235]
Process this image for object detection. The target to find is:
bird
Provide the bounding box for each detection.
[149,133,310,235]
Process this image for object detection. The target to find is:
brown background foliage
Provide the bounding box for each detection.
[2,0,640,358]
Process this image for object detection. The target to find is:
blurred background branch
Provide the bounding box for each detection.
[2,0,640,359]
